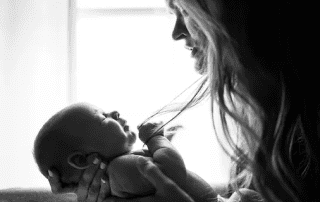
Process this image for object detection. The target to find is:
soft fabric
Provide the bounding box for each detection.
[0,188,77,202]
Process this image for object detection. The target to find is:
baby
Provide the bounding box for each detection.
[33,102,187,198]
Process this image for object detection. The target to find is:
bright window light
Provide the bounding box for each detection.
[77,0,167,9]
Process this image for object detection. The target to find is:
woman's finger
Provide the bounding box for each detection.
[76,154,101,201]
[48,168,76,194]
[86,162,108,202]
[47,169,62,193]
[97,175,111,202]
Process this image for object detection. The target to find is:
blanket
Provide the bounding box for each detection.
[0,188,77,202]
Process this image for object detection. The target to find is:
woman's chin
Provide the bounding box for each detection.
[194,57,207,75]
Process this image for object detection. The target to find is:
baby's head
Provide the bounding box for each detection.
[33,102,136,184]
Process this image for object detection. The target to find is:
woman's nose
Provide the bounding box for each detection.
[172,17,189,41]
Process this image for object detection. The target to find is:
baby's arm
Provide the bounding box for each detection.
[139,123,187,188]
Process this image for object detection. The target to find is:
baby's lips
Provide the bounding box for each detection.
[128,131,137,143]
[124,125,129,131]
[131,131,137,139]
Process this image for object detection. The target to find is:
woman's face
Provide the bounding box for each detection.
[167,0,220,75]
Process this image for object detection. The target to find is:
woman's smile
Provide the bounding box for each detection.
[191,48,198,57]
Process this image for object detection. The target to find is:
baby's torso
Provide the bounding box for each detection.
[107,154,154,197]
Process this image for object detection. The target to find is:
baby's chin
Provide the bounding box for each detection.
[124,138,136,153]
[127,130,136,145]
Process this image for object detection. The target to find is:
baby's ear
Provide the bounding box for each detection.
[67,151,91,170]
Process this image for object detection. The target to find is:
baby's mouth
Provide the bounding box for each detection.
[123,125,129,132]
[125,129,136,145]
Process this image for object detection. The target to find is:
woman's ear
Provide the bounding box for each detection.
[67,151,91,170]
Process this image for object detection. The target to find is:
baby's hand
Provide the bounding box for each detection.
[138,122,164,143]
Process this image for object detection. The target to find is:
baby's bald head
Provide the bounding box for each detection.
[33,102,135,184]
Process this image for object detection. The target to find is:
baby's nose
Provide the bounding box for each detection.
[110,111,120,119]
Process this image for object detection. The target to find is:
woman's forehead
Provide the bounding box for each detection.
[166,0,221,11]
[166,0,175,9]
[166,0,184,14]
[166,0,174,5]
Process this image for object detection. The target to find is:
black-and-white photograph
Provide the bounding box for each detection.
[1,1,318,202]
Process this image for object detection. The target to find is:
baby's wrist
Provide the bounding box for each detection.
[138,122,164,143]
[142,133,164,145]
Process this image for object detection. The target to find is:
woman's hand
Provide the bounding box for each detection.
[48,153,110,202]
[104,156,195,202]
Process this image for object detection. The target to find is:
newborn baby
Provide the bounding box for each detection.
[33,102,186,198]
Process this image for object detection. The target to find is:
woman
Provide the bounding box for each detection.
[48,0,320,201]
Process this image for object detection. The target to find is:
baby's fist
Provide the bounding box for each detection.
[138,122,164,143]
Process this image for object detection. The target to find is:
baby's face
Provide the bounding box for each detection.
[96,109,136,147]
[73,103,136,158]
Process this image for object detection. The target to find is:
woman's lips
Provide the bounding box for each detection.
[191,48,198,57]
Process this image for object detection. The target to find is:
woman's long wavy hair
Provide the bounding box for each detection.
[142,0,320,201]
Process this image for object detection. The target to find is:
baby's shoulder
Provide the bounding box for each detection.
[108,154,152,174]
[109,153,152,167]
